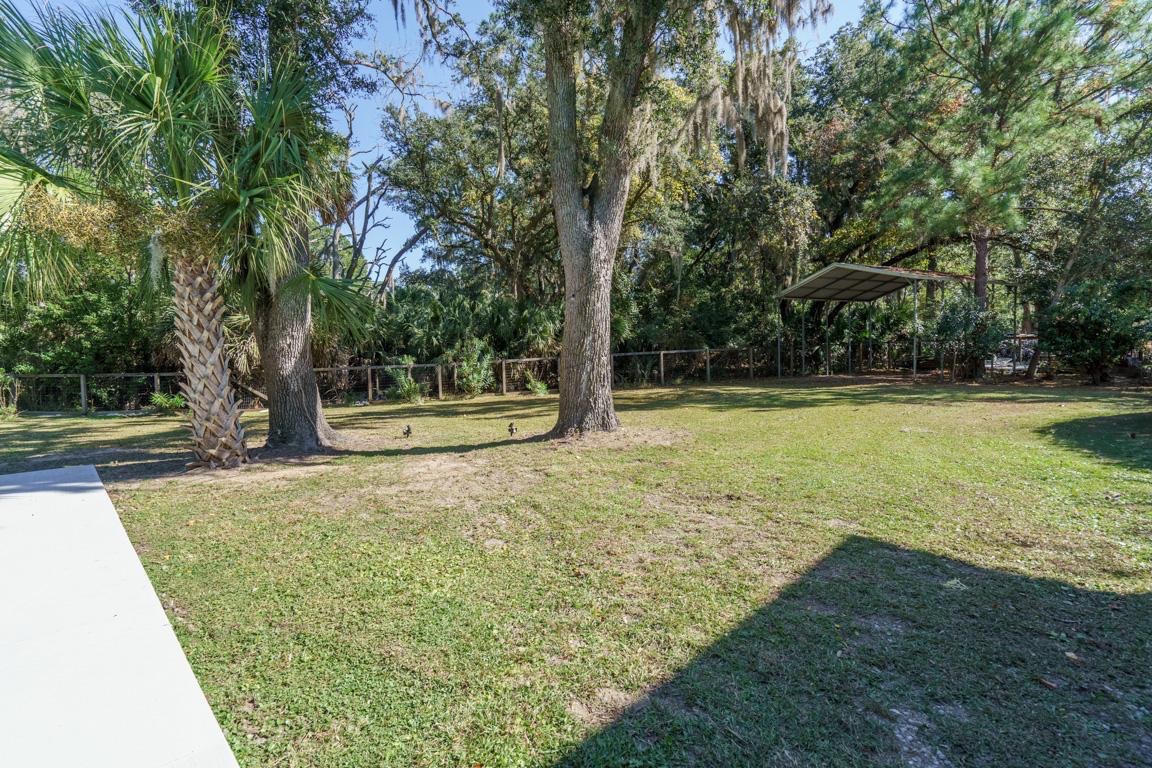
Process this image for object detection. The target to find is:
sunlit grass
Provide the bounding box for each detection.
[2,380,1149,767]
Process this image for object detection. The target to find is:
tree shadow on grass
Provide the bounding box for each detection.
[4,382,1145,483]
[0,415,192,483]
[610,378,1148,416]
[557,536,1151,768]
[1041,412,1152,473]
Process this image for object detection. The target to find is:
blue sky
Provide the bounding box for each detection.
[12,0,864,272]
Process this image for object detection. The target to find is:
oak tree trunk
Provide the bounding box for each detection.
[170,256,248,468]
[551,221,622,436]
[255,283,341,450]
[542,9,659,437]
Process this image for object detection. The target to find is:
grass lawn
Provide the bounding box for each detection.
[2,380,1150,767]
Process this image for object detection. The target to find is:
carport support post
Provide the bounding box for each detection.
[824,311,831,376]
[79,374,88,413]
[659,351,665,385]
[912,281,919,380]
[847,311,853,375]
[801,306,807,375]
[1012,285,1019,364]
[867,303,873,371]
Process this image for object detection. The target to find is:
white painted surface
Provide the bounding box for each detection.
[0,465,239,768]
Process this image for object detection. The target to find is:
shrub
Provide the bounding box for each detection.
[388,368,427,404]
[524,370,549,396]
[1041,286,1146,384]
[149,391,187,412]
[451,340,495,398]
[933,297,1012,377]
[0,368,17,418]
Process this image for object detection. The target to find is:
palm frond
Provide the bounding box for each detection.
[282,267,375,342]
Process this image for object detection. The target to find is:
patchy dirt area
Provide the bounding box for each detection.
[888,708,956,768]
[566,686,646,728]
[545,426,688,451]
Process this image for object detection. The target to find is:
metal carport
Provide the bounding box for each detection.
[778,263,973,377]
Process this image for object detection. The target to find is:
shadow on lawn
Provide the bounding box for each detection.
[610,377,1146,416]
[3,380,1144,483]
[1042,411,1152,472]
[557,536,1152,768]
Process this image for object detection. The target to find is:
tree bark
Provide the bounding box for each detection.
[255,283,341,450]
[972,226,991,310]
[170,256,248,468]
[542,7,660,437]
[254,219,342,451]
[970,226,994,379]
[551,227,621,435]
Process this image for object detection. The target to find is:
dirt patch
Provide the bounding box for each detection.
[798,599,838,616]
[566,686,645,727]
[855,615,909,637]
[547,426,687,451]
[185,460,343,486]
[888,708,955,768]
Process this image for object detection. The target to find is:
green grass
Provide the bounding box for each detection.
[2,381,1150,767]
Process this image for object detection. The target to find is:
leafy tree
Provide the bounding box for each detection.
[384,22,558,304]
[933,295,1012,377]
[0,3,331,466]
[505,0,828,435]
[872,0,1152,308]
[0,250,163,374]
[1042,283,1148,384]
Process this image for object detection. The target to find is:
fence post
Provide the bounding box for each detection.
[436,365,443,400]
[152,372,161,395]
[777,336,782,378]
[705,348,711,383]
[659,351,665,386]
[364,366,373,401]
[79,374,88,413]
[501,359,507,395]
[748,348,754,379]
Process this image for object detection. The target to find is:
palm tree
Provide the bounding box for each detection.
[0,3,333,467]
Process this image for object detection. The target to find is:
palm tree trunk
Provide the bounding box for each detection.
[171,256,248,468]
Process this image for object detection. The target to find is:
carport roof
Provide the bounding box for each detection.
[779,263,971,303]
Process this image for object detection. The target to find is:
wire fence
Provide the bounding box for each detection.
[10,341,1145,412]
